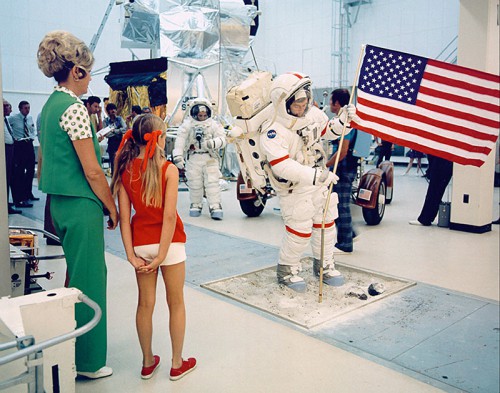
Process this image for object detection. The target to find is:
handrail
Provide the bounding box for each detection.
[8,226,65,261]
[9,226,60,243]
[0,294,101,366]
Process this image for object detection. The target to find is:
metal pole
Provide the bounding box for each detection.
[89,0,116,53]
[318,44,366,303]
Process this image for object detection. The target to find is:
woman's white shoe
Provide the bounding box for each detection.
[77,366,113,379]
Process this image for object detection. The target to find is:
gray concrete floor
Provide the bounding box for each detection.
[7,163,500,393]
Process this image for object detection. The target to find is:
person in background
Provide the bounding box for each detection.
[37,30,118,379]
[142,106,152,114]
[9,100,39,208]
[85,96,103,132]
[375,137,394,167]
[103,97,109,117]
[326,88,358,254]
[103,102,127,175]
[111,114,197,381]
[126,105,142,128]
[172,98,227,220]
[3,99,21,214]
[409,154,452,226]
[404,148,425,175]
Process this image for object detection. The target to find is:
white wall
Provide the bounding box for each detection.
[251,0,460,89]
[251,0,334,87]
[348,0,460,83]
[0,0,150,120]
[0,0,461,119]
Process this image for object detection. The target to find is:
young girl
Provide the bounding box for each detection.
[111,114,196,381]
[404,149,425,175]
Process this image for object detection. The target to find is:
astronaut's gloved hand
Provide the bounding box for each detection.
[314,168,339,186]
[173,155,185,170]
[228,125,244,138]
[337,104,360,126]
[201,139,215,150]
[346,104,356,120]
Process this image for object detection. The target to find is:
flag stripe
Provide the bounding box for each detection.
[418,89,500,128]
[419,86,500,113]
[418,91,500,128]
[355,109,492,154]
[357,93,497,143]
[353,111,491,159]
[423,71,500,98]
[421,79,500,108]
[428,58,500,84]
[350,121,485,167]
[416,98,499,129]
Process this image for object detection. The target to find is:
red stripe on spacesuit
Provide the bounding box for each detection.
[285,225,311,238]
[269,155,289,166]
[289,73,303,79]
[312,221,335,229]
[320,125,328,136]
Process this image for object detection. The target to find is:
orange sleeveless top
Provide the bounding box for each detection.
[121,159,186,247]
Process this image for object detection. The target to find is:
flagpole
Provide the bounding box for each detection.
[318,44,366,303]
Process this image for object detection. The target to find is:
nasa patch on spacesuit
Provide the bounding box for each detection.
[266,129,277,139]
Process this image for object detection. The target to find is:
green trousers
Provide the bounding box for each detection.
[50,195,107,372]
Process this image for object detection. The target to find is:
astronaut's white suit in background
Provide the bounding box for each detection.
[260,72,354,292]
[172,101,227,220]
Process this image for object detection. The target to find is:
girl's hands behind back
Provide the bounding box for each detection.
[129,255,148,272]
[138,257,162,274]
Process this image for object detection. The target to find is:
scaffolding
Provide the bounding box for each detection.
[330,0,372,88]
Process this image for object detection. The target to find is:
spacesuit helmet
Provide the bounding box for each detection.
[189,99,212,122]
[270,72,313,125]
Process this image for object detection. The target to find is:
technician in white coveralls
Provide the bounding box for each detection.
[260,72,356,292]
[172,98,227,220]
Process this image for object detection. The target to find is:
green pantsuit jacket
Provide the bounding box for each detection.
[39,90,107,372]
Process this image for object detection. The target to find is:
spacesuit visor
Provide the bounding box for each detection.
[286,87,312,118]
[191,104,211,121]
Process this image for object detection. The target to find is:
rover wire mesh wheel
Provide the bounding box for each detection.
[239,196,266,217]
[362,180,386,225]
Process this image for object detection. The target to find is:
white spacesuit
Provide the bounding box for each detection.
[172,98,227,220]
[260,72,356,292]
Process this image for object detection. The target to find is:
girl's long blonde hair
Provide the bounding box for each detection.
[111,114,166,208]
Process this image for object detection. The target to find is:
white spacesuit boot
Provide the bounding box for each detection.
[204,159,224,220]
[189,203,203,217]
[209,204,223,220]
[312,258,344,286]
[311,225,344,286]
[277,264,306,293]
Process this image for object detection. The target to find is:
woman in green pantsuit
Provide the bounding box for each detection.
[37,31,119,379]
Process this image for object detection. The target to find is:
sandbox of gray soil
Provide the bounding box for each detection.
[202,257,415,329]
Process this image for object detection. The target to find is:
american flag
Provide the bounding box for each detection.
[351,44,500,167]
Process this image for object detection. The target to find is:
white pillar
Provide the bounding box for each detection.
[0,47,11,297]
[450,0,499,233]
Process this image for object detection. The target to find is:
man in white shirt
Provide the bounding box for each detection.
[3,99,21,214]
[9,100,38,208]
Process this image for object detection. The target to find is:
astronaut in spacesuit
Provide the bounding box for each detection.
[260,72,357,292]
[172,98,227,220]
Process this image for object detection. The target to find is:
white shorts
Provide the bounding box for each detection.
[134,243,186,266]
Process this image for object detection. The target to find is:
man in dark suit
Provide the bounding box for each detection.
[3,99,21,214]
[10,100,39,208]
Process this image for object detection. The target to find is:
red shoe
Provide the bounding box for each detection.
[141,355,161,380]
[169,357,197,381]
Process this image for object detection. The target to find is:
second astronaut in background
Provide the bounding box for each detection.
[172,98,227,220]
